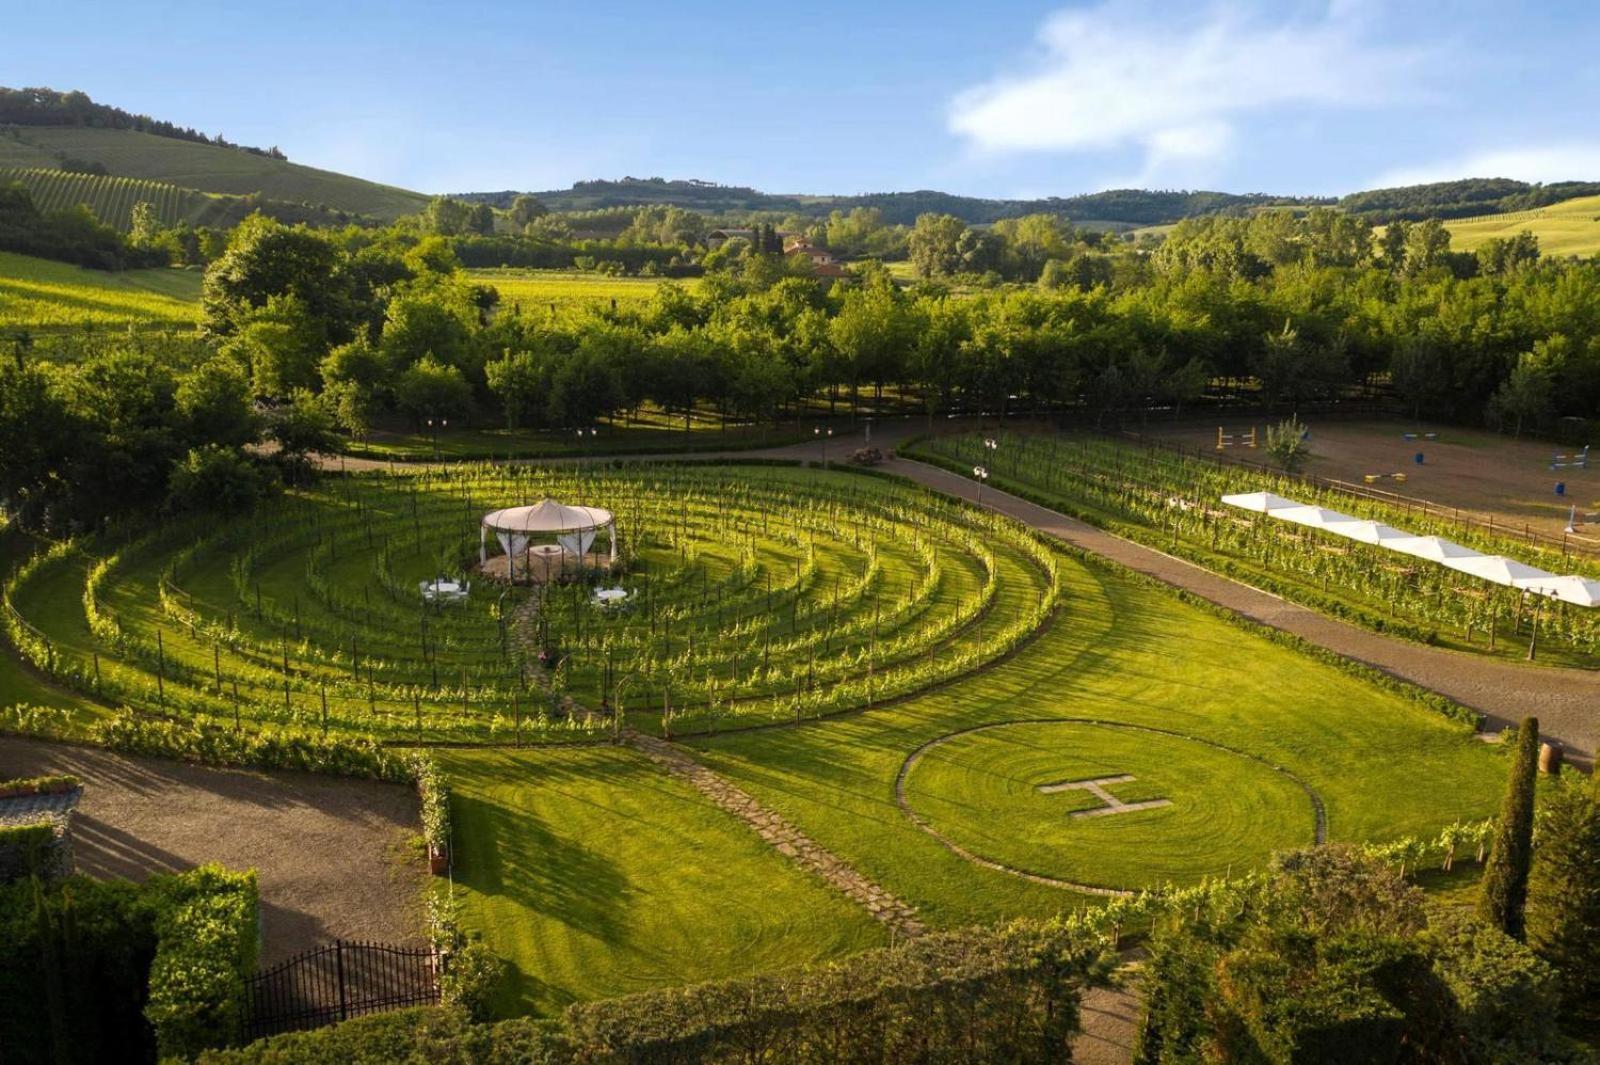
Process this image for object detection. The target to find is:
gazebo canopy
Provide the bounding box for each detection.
[482,499,613,534]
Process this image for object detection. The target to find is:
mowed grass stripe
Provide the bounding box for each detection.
[442,745,886,1018]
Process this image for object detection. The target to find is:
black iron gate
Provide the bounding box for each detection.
[244,939,440,1039]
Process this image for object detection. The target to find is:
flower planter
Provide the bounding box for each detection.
[428,843,451,876]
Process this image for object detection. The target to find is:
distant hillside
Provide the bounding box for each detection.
[0,125,430,220]
[460,178,1320,226]
[1442,194,1600,258]
[0,166,372,231]
[1340,178,1600,223]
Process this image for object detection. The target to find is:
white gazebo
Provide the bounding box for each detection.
[480,499,617,583]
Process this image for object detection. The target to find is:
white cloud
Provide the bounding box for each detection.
[948,1,1428,182]
[1376,145,1600,188]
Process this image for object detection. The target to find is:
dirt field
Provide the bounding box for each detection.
[1137,418,1600,545]
[0,738,426,964]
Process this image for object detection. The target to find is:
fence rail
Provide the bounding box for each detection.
[243,939,439,1040]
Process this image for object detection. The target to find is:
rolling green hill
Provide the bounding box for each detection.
[0,125,430,220]
[464,178,1318,226]
[0,166,370,231]
[1443,194,1600,258]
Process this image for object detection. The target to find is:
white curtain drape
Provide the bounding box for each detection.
[556,529,596,557]
[496,531,530,579]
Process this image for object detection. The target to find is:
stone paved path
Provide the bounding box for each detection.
[621,728,925,939]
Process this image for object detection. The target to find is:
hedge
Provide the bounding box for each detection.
[0,864,257,1064]
[198,917,1113,1063]
[0,773,80,799]
[0,821,67,883]
[144,864,260,1060]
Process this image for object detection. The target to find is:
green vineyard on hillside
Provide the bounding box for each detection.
[0,166,225,230]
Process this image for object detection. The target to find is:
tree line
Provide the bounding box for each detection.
[0,87,286,159]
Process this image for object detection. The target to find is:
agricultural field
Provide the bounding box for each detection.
[1441,194,1600,258]
[0,166,224,230]
[0,125,430,219]
[0,457,1506,1016]
[468,268,673,315]
[912,429,1600,667]
[0,166,353,231]
[0,249,202,329]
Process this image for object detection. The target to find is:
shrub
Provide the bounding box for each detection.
[144,864,260,1059]
[0,874,160,1065]
[1134,846,1574,1064]
[413,752,451,868]
[0,821,67,883]
[0,773,79,799]
[1479,716,1540,939]
[1525,771,1600,1024]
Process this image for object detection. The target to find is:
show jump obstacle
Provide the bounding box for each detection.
[1550,445,1590,471]
[480,499,617,584]
[1216,426,1257,450]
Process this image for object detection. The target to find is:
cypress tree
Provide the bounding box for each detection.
[1478,715,1540,938]
[1525,769,1600,1022]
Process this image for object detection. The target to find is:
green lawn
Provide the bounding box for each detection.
[345,409,810,460]
[686,551,1504,926]
[442,745,886,1017]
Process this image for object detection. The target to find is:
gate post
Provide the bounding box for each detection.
[335,939,348,1021]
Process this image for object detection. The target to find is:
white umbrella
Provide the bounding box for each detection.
[1445,555,1557,587]
[1220,491,1302,513]
[1512,574,1600,607]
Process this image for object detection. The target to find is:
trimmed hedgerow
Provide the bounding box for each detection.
[0,821,65,883]
[0,865,257,1064]
[0,773,80,799]
[144,863,260,1060]
[198,917,1113,1063]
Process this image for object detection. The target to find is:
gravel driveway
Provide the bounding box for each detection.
[0,737,426,964]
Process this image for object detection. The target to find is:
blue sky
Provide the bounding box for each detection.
[6,0,1599,198]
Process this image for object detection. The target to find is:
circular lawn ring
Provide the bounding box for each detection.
[896,719,1324,894]
[11,464,1060,745]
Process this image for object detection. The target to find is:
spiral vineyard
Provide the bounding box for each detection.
[3,463,1060,744]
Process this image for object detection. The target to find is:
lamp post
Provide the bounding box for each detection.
[973,465,990,505]
[814,425,834,466]
[426,416,448,460]
[575,426,596,488]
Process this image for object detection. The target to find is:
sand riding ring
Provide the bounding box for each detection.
[480,498,619,584]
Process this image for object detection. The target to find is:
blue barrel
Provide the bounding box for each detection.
[1414,452,1424,465]
[1556,482,1567,496]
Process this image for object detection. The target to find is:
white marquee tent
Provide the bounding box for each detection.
[1219,491,1597,606]
[481,499,616,581]
[1511,574,1600,607]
